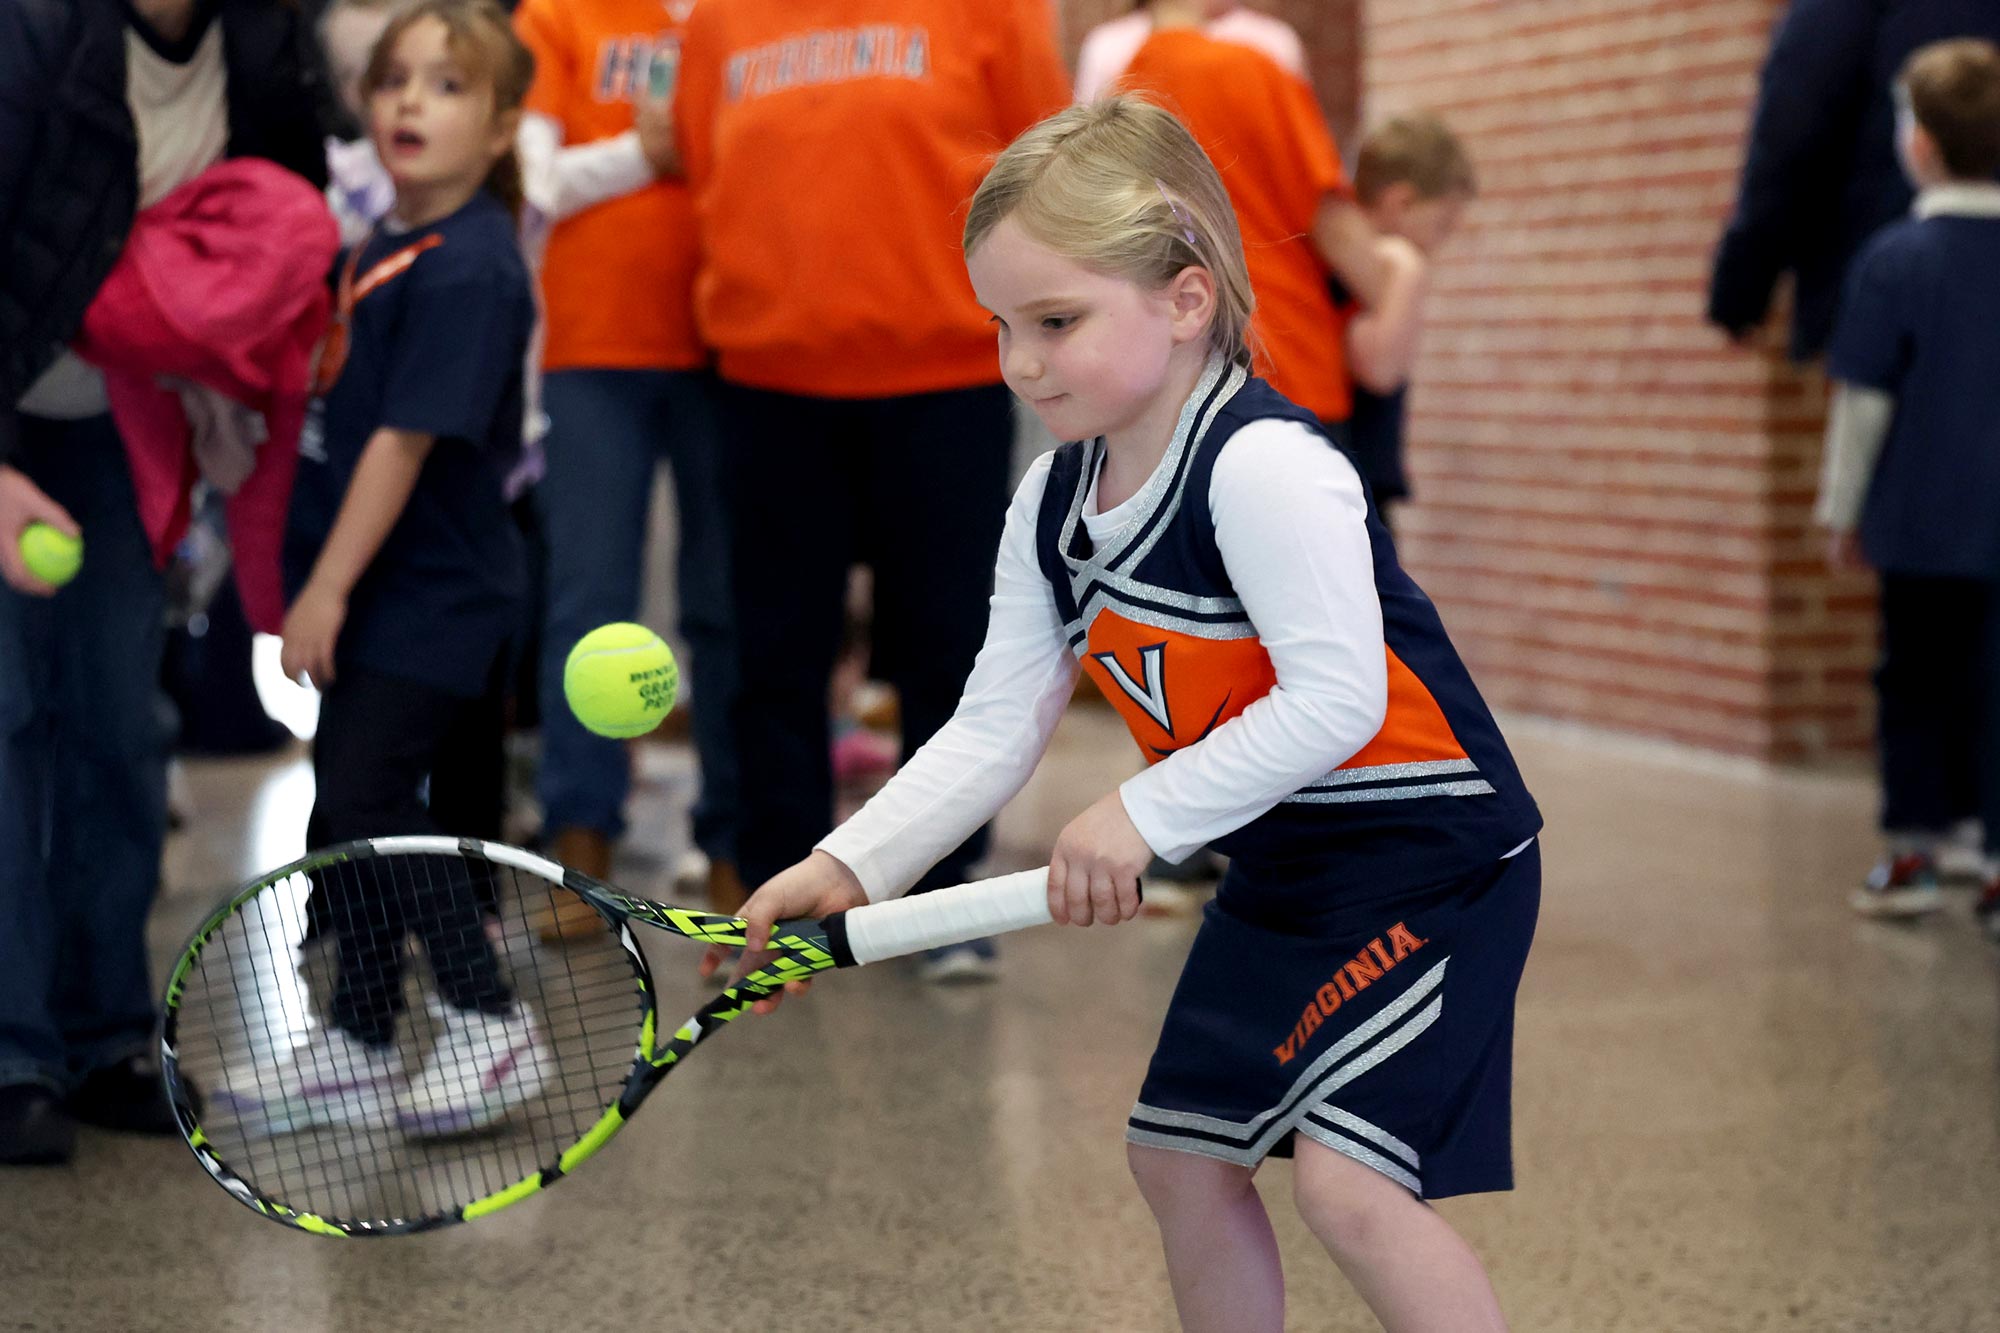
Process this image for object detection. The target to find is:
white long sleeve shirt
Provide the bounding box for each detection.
[516,112,657,227]
[818,418,1390,901]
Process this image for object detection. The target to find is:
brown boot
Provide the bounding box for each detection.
[706,858,748,916]
[537,827,613,943]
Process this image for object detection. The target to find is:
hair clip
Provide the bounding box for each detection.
[1156,179,1199,249]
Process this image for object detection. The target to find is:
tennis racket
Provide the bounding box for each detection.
[160,835,1066,1238]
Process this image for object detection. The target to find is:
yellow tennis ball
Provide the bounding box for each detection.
[19,523,82,588]
[564,623,678,739]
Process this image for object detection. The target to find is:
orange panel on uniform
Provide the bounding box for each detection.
[1082,609,1277,762]
[1084,613,1471,771]
[1339,648,1473,769]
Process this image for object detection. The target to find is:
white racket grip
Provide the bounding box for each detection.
[838,868,1053,966]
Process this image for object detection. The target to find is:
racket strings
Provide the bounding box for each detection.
[174,850,650,1230]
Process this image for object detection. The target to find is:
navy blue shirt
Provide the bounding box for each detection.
[1826,206,2000,579]
[284,191,533,697]
[1327,275,1410,505]
[1344,384,1410,505]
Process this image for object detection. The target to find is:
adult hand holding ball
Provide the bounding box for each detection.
[564,623,679,738]
[19,522,83,589]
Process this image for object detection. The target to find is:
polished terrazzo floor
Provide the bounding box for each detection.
[4,705,1998,1332]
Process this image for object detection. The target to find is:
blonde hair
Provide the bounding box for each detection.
[964,97,1254,369]
[362,0,536,219]
[1354,112,1477,206]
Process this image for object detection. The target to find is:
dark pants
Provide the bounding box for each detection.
[1877,573,2000,854]
[309,668,512,1046]
[720,380,1014,892]
[535,369,739,859]
[0,414,170,1093]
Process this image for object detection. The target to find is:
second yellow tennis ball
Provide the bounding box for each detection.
[563,623,678,739]
[19,523,82,588]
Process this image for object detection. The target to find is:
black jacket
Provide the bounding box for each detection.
[1708,0,2000,362]
[0,0,329,463]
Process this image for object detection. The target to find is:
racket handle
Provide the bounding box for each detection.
[831,868,1054,967]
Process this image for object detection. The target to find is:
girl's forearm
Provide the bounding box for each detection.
[1346,238,1430,394]
[1312,195,1390,306]
[301,426,435,599]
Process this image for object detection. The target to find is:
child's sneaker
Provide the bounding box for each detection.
[1850,852,1945,918]
[1975,878,2000,944]
[213,1027,404,1136]
[1934,829,1988,883]
[396,1006,549,1139]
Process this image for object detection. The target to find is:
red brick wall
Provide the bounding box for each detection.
[1365,0,1877,760]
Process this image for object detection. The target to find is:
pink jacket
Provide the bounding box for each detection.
[75,158,338,633]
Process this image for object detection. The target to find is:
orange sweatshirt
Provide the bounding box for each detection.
[1123,30,1353,422]
[517,0,703,372]
[674,0,1069,397]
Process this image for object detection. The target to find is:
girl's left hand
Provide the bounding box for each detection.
[1049,790,1152,927]
[280,583,347,688]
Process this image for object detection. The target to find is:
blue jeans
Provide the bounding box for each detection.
[535,369,739,859]
[0,414,170,1093]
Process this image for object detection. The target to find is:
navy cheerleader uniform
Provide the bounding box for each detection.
[1034,361,1543,1198]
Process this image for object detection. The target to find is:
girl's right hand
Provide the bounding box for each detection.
[700,851,869,1015]
[280,580,348,689]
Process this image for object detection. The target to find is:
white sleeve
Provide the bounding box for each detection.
[1118,421,1388,863]
[517,112,656,225]
[1814,380,1894,531]
[816,455,1082,901]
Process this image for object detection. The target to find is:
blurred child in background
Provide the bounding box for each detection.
[277,0,547,1129]
[1816,38,2000,934]
[1335,113,1477,533]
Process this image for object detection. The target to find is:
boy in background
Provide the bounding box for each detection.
[1335,113,1477,533]
[1816,38,2000,932]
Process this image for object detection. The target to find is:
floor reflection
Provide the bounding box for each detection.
[5,710,1996,1331]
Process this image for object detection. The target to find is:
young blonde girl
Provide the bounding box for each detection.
[717,98,1542,1332]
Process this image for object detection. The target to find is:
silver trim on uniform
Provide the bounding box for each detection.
[1128,960,1448,1141]
[1294,1120,1423,1193]
[1060,358,1246,608]
[1108,360,1246,577]
[1089,567,1247,617]
[1309,1105,1421,1169]
[1068,600,1263,653]
[1126,993,1445,1168]
[1284,779,1497,805]
[1301,758,1479,788]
